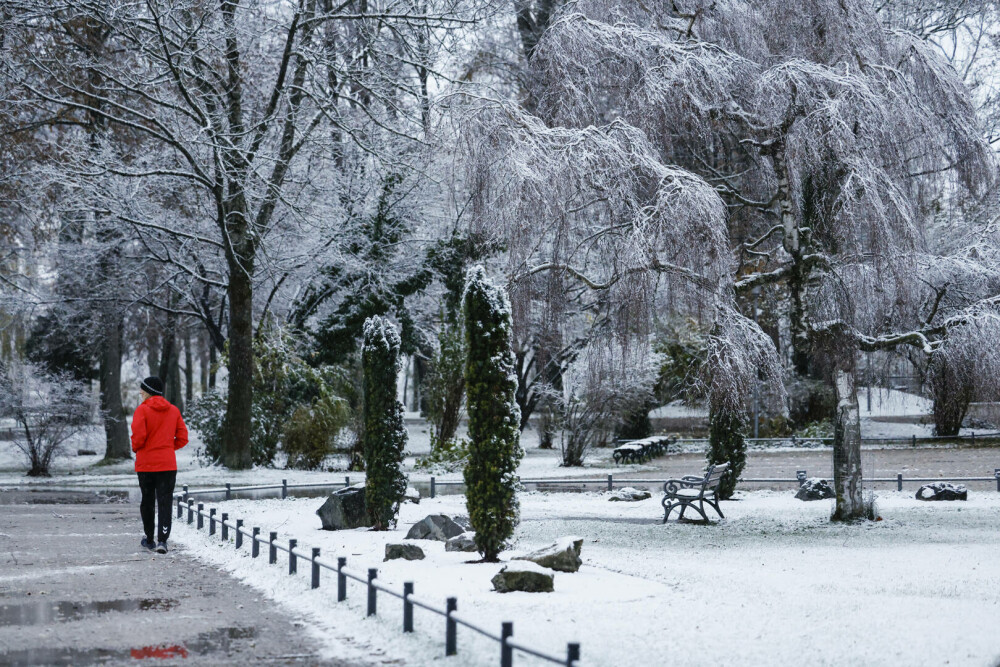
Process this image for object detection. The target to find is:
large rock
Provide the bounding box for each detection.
[316,486,372,530]
[795,478,836,501]
[491,562,554,593]
[384,543,425,561]
[514,536,583,573]
[916,482,968,501]
[608,487,651,502]
[445,533,478,553]
[453,515,472,531]
[405,514,466,541]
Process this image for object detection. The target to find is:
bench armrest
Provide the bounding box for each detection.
[663,478,702,495]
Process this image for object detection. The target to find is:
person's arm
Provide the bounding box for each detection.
[131,407,146,453]
[174,411,189,451]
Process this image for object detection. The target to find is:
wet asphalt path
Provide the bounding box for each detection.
[0,492,362,666]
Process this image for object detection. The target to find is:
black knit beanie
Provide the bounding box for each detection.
[140,376,165,396]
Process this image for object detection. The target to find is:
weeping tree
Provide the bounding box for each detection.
[463,266,523,561]
[501,0,998,521]
[361,316,408,531]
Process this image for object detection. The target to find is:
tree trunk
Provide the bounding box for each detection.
[831,368,865,521]
[100,315,131,462]
[931,355,972,436]
[199,331,209,394]
[222,265,253,469]
[209,340,217,390]
[146,319,160,377]
[184,330,194,406]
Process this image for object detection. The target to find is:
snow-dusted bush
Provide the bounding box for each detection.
[361,316,408,531]
[463,267,523,561]
[283,394,352,470]
[0,361,92,476]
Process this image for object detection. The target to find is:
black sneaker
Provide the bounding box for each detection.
[141,537,156,551]
[156,542,168,554]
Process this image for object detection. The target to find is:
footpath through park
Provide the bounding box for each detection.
[0,489,368,666]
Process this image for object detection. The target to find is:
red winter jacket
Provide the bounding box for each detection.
[131,396,189,472]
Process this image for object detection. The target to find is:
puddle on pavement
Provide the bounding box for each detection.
[0,598,178,626]
[0,488,133,504]
[0,627,259,665]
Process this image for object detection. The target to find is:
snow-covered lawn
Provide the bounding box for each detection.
[173,490,1000,667]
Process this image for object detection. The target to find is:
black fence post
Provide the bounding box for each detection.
[289,539,297,574]
[226,483,232,501]
[897,473,903,492]
[337,557,347,601]
[236,520,244,549]
[252,527,260,558]
[912,434,916,447]
[796,470,807,487]
[430,476,436,499]
[282,479,288,499]
[221,513,228,540]
[269,532,278,564]
[445,597,457,656]
[607,474,613,491]
[311,548,320,589]
[501,622,513,667]
[995,468,1000,493]
[176,497,182,519]
[367,568,377,616]
[209,508,216,535]
[197,504,204,530]
[972,432,976,446]
[566,643,580,666]
[403,582,414,632]
[187,499,193,524]
[182,484,188,501]
[345,476,351,489]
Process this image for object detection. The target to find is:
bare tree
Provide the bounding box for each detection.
[0,361,93,476]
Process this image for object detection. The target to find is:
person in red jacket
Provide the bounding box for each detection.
[132,376,188,554]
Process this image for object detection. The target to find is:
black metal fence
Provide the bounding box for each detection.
[174,490,582,667]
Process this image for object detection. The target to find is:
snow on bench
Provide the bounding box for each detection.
[612,435,675,464]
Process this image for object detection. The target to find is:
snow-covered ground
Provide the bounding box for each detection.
[173,489,1000,667]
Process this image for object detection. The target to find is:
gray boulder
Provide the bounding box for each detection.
[405,514,466,541]
[491,562,554,593]
[403,486,421,504]
[514,536,583,573]
[316,486,372,530]
[445,533,479,553]
[384,543,425,561]
[609,487,651,502]
[452,515,472,531]
[795,478,836,501]
[916,482,968,501]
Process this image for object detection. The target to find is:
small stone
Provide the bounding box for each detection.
[445,533,478,552]
[608,487,651,502]
[491,562,554,593]
[405,514,466,541]
[316,486,372,530]
[384,543,425,561]
[795,478,836,501]
[916,482,967,501]
[514,536,583,573]
[403,486,421,504]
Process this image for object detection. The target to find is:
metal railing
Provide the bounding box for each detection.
[174,492,582,667]
[177,462,1000,506]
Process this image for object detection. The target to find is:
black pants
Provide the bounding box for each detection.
[137,470,177,543]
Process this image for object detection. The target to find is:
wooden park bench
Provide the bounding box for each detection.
[612,435,674,464]
[661,462,729,522]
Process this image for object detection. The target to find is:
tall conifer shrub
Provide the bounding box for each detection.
[463,267,523,561]
[361,316,408,530]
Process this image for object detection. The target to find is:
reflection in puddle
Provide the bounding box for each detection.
[0,598,178,626]
[130,645,189,659]
[0,627,258,665]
